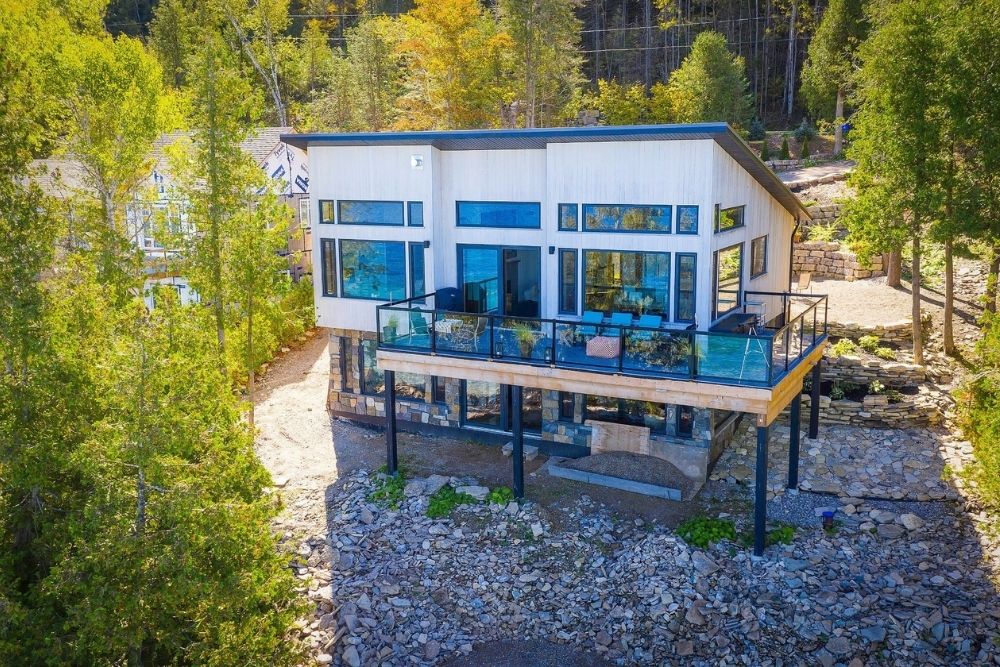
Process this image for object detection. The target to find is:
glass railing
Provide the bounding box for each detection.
[376,290,828,387]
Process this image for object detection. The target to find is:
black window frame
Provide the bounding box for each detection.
[318,199,335,224]
[674,253,696,323]
[582,203,673,233]
[558,248,578,315]
[713,242,744,320]
[359,339,384,396]
[456,201,541,229]
[407,201,424,227]
[432,376,447,404]
[409,242,426,303]
[583,249,671,316]
[676,405,694,438]
[339,239,407,301]
[715,204,746,233]
[750,234,768,278]
[558,392,576,422]
[320,238,337,297]
[676,205,699,234]
[337,200,405,226]
[558,203,579,231]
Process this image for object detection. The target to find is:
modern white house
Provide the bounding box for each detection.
[284,123,828,555]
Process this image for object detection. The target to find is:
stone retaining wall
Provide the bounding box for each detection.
[793,241,884,280]
[826,314,933,346]
[822,354,927,388]
[800,386,948,428]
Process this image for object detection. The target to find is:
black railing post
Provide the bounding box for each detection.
[688,332,698,378]
[784,327,790,372]
[617,326,625,373]
[550,322,556,365]
[431,311,437,353]
[385,370,398,475]
[812,306,818,346]
[488,315,495,358]
[766,336,774,385]
[376,307,382,345]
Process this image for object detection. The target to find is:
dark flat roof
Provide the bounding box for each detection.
[282,123,810,220]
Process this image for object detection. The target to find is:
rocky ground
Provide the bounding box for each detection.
[289,468,1000,666]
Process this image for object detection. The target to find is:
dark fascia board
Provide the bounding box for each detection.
[281,123,810,221]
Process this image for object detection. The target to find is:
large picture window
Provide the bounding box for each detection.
[750,235,768,278]
[395,372,428,402]
[340,240,406,301]
[320,238,337,297]
[456,201,540,228]
[558,249,578,315]
[713,243,743,318]
[675,253,696,322]
[584,250,670,315]
[338,200,404,226]
[585,395,666,432]
[360,340,384,396]
[715,205,745,233]
[583,204,672,233]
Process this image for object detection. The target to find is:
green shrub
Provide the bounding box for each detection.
[830,338,859,357]
[676,516,736,548]
[874,347,898,360]
[858,335,881,352]
[426,484,477,519]
[869,380,885,395]
[369,467,406,509]
[760,139,771,161]
[748,118,766,141]
[807,221,840,241]
[960,314,1000,511]
[779,136,791,159]
[884,388,903,403]
[800,140,810,159]
[487,486,515,506]
[830,380,861,400]
[768,524,796,546]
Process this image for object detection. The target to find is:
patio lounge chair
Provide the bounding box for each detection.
[578,310,604,336]
[609,312,634,331]
[409,311,430,336]
[634,313,662,340]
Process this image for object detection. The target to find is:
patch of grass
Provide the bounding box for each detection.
[676,516,737,548]
[426,484,477,519]
[487,486,515,506]
[369,467,406,509]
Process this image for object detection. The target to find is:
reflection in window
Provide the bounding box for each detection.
[675,253,696,322]
[432,376,447,404]
[360,340,384,396]
[340,240,406,300]
[751,235,767,278]
[395,372,427,402]
[408,201,424,227]
[409,243,426,301]
[715,205,745,232]
[321,239,337,297]
[338,200,404,225]
[714,243,743,318]
[559,249,577,315]
[583,204,671,232]
[585,395,666,432]
[523,387,542,433]
[464,380,501,428]
[559,392,575,421]
[676,205,698,234]
[558,203,578,230]
[584,250,670,315]
[319,200,335,224]
[457,201,540,228]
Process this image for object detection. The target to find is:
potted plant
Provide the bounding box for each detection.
[512,321,537,358]
[383,314,399,343]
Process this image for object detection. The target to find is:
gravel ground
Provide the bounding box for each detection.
[562,452,698,499]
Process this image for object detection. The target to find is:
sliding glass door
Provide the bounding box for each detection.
[458,245,540,317]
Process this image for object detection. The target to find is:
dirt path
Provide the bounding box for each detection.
[254,331,338,533]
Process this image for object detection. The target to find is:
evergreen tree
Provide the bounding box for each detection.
[800,0,867,155]
[664,31,752,127]
[845,0,949,365]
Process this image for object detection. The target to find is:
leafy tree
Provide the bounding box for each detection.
[959,312,1000,508]
[583,79,649,125]
[498,0,585,127]
[347,16,404,131]
[800,0,867,155]
[57,33,168,296]
[845,0,949,365]
[396,0,515,129]
[663,31,752,127]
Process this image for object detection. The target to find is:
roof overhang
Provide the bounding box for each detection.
[281,123,811,221]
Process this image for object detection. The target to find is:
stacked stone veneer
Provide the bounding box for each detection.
[327,329,739,481]
[793,241,885,280]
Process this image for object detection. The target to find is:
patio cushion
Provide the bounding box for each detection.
[637,314,662,329]
[609,312,634,327]
[579,310,604,336]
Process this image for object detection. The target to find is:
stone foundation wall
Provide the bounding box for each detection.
[793,241,884,281]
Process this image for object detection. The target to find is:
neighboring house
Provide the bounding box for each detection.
[284,123,828,554]
[32,127,311,308]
